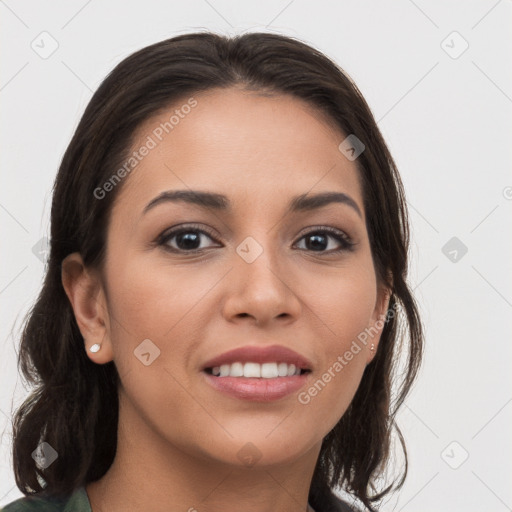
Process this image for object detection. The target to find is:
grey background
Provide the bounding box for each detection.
[1,1,511,510]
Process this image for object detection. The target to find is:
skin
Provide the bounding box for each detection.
[62,87,390,512]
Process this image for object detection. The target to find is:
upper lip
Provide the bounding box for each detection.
[201,344,313,371]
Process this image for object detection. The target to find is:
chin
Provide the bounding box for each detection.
[197,428,320,469]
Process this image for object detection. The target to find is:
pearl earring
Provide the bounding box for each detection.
[370,343,375,351]
[89,343,101,353]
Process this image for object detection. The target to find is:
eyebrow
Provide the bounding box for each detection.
[143,189,362,218]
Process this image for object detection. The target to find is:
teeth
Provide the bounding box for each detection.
[277,362,288,377]
[261,362,278,378]
[230,362,244,377]
[287,364,296,376]
[210,362,304,378]
[219,364,230,377]
[244,362,261,378]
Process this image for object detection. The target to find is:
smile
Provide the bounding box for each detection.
[205,361,310,378]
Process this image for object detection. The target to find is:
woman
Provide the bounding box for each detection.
[2,32,423,512]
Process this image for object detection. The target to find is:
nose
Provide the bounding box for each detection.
[221,241,302,327]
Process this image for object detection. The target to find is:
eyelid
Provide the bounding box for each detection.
[156,223,356,253]
[296,225,353,244]
[156,223,220,247]
[295,225,356,252]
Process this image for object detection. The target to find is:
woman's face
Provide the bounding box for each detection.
[91,87,389,467]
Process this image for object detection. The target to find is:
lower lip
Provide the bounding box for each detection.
[202,371,310,402]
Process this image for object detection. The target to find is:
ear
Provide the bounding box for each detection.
[366,279,393,365]
[61,252,114,364]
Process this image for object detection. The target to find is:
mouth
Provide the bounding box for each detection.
[200,345,313,401]
[203,363,311,378]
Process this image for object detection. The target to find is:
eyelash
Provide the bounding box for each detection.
[156,223,356,255]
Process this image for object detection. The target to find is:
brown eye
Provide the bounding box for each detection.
[158,224,220,253]
[294,227,355,253]
[156,224,355,255]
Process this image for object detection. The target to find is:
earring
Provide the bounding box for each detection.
[89,343,101,353]
[370,343,375,351]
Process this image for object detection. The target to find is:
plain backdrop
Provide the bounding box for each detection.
[1,1,511,511]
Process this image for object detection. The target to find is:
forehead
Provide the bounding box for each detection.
[112,87,364,218]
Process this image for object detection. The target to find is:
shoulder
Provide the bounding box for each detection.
[1,487,91,512]
[1,494,64,512]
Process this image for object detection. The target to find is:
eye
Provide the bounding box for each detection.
[294,227,355,254]
[156,224,355,255]
[157,224,220,253]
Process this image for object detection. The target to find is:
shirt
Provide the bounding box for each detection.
[0,486,357,511]
[0,487,91,512]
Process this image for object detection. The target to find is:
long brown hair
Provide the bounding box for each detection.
[10,31,423,511]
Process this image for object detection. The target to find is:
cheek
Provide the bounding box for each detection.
[106,253,216,337]
[299,265,376,426]
[305,261,377,346]
[103,252,226,386]
[102,257,213,445]
[102,256,172,368]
